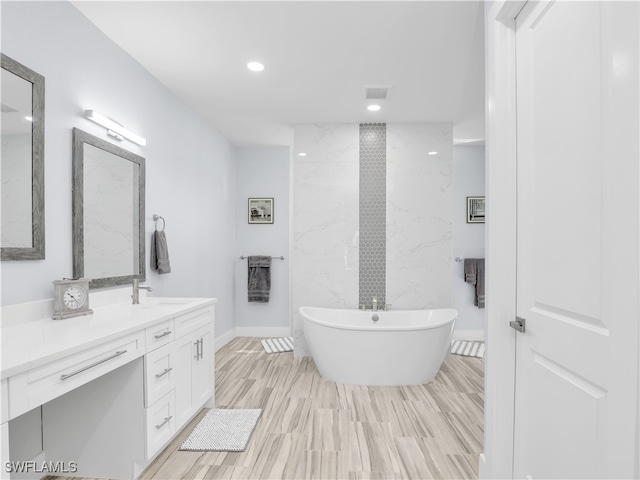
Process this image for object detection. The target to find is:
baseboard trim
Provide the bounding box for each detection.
[219,328,482,348]
[214,328,236,352]
[235,327,291,338]
[215,327,292,352]
[452,329,486,342]
[478,453,489,479]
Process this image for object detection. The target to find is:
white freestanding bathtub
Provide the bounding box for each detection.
[300,306,457,386]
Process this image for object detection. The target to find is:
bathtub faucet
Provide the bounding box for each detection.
[372,297,378,311]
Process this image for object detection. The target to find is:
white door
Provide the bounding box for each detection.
[514,1,639,478]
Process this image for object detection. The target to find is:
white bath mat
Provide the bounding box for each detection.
[179,408,262,452]
[261,337,293,353]
[451,340,485,358]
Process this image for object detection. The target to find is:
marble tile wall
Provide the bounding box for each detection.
[292,122,453,355]
[292,124,359,355]
[386,123,453,309]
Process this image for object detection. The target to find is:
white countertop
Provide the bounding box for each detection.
[1,296,217,379]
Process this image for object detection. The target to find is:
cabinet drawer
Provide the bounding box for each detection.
[174,307,212,338]
[16,331,145,414]
[145,389,176,460]
[144,342,175,407]
[145,319,175,352]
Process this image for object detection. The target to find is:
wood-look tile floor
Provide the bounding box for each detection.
[46,337,484,480]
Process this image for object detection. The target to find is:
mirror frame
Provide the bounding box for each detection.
[72,128,146,288]
[1,53,45,260]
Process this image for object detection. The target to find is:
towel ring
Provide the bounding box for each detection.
[153,214,165,232]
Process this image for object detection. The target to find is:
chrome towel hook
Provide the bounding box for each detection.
[153,214,165,231]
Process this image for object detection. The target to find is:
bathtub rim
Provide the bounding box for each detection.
[299,306,457,332]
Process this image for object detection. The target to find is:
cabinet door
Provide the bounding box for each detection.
[191,326,213,409]
[173,334,196,428]
[173,323,214,428]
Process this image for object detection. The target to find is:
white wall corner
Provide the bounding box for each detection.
[214,328,236,352]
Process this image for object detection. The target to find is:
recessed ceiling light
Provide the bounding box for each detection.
[367,104,381,112]
[298,152,307,157]
[428,151,438,155]
[247,61,265,72]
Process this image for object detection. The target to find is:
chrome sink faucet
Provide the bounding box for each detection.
[132,278,153,304]
[372,296,378,311]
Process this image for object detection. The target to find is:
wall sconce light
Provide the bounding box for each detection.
[84,110,147,146]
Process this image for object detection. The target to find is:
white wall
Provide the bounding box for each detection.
[452,145,486,339]
[0,2,237,339]
[234,146,290,337]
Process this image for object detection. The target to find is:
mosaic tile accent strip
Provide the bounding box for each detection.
[359,123,386,307]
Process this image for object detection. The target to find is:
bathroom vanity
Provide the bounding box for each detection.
[1,293,216,480]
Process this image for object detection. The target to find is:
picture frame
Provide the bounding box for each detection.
[467,196,485,223]
[248,198,274,224]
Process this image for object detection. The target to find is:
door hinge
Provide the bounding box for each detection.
[510,316,526,333]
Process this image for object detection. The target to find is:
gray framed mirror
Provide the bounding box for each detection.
[72,128,145,288]
[1,53,45,260]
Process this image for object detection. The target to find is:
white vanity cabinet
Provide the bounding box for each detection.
[1,297,216,480]
[143,305,215,460]
[1,379,9,480]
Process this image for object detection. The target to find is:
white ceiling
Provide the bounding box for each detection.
[71,1,485,147]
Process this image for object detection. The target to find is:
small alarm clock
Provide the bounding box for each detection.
[52,278,94,320]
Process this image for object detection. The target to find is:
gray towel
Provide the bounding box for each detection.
[464,258,485,309]
[475,258,485,308]
[248,256,271,302]
[464,258,477,284]
[150,230,171,274]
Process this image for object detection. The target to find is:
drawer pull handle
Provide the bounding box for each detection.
[155,367,173,379]
[154,330,172,340]
[194,338,201,360]
[194,338,204,360]
[60,350,128,381]
[155,416,173,429]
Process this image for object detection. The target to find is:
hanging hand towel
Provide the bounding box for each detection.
[475,258,485,308]
[150,230,171,274]
[464,258,485,309]
[463,258,477,284]
[248,256,271,303]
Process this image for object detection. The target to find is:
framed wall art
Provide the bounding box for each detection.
[248,198,274,224]
[467,196,485,223]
